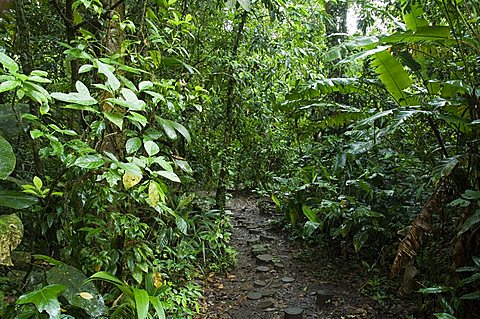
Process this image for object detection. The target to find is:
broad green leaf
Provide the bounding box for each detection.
[175,214,188,235]
[118,162,143,177]
[27,75,52,84]
[126,137,142,154]
[50,92,97,106]
[103,112,124,130]
[0,135,15,179]
[74,155,105,169]
[33,176,43,189]
[78,64,94,73]
[371,50,412,104]
[86,272,133,299]
[170,121,191,143]
[432,156,460,183]
[144,141,159,156]
[382,26,451,43]
[156,116,177,140]
[0,80,20,93]
[126,112,148,127]
[403,3,429,31]
[0,191,37,209]
[138,81,154,91]
[458,209,480,236]
[46,264,106,318]
[237,0,250,11]
[340,45,390,63]
[121,88,146,110]
[17,284,66,318]
[96,60,120,91]
[0,52,19,73]
[156,170,180,183]
[462,190,480,200]
[133,288,149,319]
[174,159,192,174]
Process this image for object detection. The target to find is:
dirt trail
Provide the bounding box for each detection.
[203,196,405,319]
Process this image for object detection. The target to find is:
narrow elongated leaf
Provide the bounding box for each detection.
[17,284,66,318]
[458,209,480,236]
[157,170,180,183]
[371,51,412,104]
[340,45,390,63]
[149,296,166,319]
[175,214,188,235]
[0,191,37,209]
[302,205,320,223]
[0,80,20,93]
[0,135,15,179]
[133,288,149,319]
[0,52,19,73]
[86,272,133,299]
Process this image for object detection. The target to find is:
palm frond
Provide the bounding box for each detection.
[391,165,467,277]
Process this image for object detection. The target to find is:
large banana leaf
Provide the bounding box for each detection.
[371,51,412,105]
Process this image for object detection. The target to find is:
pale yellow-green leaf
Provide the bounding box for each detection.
[78,292,94,300]
[148,182,160,207]
[123,173,141,190]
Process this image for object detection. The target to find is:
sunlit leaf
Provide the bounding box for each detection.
[123,172,142,190]
[17,284,66,318]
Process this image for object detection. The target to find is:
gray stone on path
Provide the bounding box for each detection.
[256,266,270,272]
[281,276,295,283]
[258,300,274,309]
[254,280,267,287]
[256,254,273,265]
[247,291,263,300]
[284,307,304,319]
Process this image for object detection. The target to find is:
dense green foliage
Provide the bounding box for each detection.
[0,0,479,318]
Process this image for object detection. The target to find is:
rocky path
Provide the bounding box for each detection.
[203,196,405,319]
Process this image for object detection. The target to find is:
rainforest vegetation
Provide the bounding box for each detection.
[0,0,479,318]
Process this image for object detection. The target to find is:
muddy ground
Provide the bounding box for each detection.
[201,196,408,319]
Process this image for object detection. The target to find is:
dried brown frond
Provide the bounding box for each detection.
[391,167,467,277]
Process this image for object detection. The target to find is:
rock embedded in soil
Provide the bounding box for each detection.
[247,291,263,300]
[254,280,267,287]
[256,266,270,272]
[274,262,285,270]
[258,300,274,309]
[256,254,273,265]
[315,289,334,309]
[261,289,276,297]
[284,307,304,319]
[281,276,295,283]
